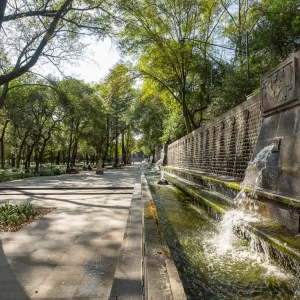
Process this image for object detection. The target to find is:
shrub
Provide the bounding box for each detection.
[0,201,36,226]
[0,167,66,183]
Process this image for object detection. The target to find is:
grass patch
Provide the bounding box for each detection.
[0,201,56,232]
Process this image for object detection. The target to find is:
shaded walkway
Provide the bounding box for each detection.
[0,166,139,299]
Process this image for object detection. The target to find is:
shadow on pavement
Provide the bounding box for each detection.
[0,240,31,299]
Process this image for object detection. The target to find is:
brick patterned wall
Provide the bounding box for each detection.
[166,94,261,180]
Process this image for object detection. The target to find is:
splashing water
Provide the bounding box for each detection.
[242,144,274,188]
[209,210,293,280]
[146,174,300,299]
[215,147,275,254]
[234,145,274,210]
[214,210,258,254]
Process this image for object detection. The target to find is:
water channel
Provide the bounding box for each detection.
[145,171,300,299]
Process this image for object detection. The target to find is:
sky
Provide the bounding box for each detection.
[36,37,121,84]
[65,37,121,83]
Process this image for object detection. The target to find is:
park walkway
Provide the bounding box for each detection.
[0,165,141,299]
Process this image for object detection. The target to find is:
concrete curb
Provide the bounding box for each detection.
[109,173,144,300]
[142,175,186,300]
[109,172,186,300]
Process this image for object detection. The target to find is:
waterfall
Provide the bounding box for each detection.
[213,145,287,266]
[242,144,274,189]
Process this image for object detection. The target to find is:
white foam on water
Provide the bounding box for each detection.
[213,210,258,254]
[204,209,292,280]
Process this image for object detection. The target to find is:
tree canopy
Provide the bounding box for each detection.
[0,0,299,168]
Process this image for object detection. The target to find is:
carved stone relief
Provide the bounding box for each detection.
[261,58,297,112]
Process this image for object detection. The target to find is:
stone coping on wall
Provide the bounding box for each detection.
[164,171,300,272]
[162,166,300,208]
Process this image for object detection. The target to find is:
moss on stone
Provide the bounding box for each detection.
[164,173,230,215]
[162,166,300,208]
[164,171,300,269]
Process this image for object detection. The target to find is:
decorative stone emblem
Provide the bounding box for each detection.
[261,57,297,113]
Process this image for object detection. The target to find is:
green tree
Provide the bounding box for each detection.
[119,0,223,133]
[0,0,118,106]
[98,63,135,165]
[5,83,61,170]
[58,78,96,168]
[132,80,184,159]
[251,0,300,61]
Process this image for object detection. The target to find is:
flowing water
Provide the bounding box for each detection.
[242,144,274,189]
[145,173,300,299]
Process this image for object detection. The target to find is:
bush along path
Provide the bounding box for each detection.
[0,201,56,232]
[0,167,66,183]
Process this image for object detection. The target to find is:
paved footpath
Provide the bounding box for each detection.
[0,166,140,299]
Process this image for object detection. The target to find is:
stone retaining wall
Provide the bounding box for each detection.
[166,94,261,180]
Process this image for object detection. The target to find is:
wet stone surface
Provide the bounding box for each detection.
[146,174,300,300]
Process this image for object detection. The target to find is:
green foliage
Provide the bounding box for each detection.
[161,106,185,144]
[1,0,300,168]
[207,64,257,118]
[95,63,136,163]
[251,0,300,60]
[0,201,35,226]
[0,167,65,182]
[118,0,222,133]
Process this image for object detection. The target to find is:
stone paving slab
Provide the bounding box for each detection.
[0,166,139,299]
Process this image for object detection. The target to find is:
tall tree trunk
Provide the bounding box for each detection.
[115,136,118,166]
[181,69,193,133]
[182,98,192,133]
[71,141,78,166]
[35,135,50,172]
[34,146,40,173]
[125,130,131,164]
[103,115,110,166]
[114,115,118,165]
[109,144,112,162]
[17,136,28,168]
[25,145,33,170]
[151,149,155,163]
[0,83,8,108]
[56,151,60,165]
[121,132,126,164]
[0,119,9,169]
[67,129,73,168]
